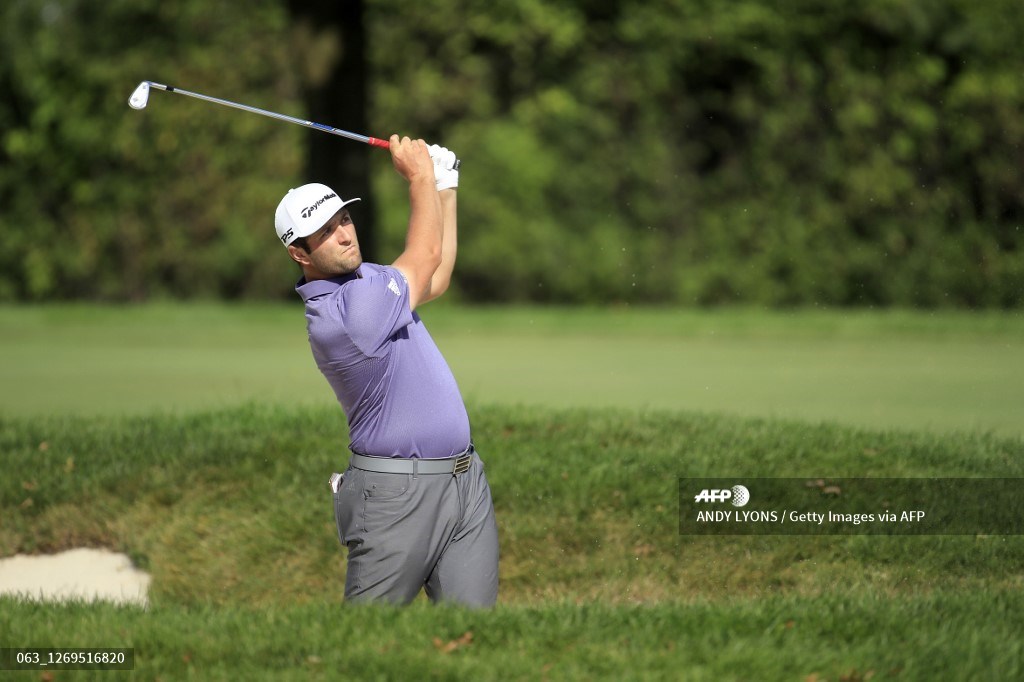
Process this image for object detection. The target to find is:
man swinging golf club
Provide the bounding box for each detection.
[275,136,499,607]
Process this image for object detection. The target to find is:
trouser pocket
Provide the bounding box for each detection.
[332,489,345,546]
[331,470,357,547]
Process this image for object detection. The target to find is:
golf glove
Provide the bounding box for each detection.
[429,144,459,191]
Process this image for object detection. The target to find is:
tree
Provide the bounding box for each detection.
[287,0,377,263]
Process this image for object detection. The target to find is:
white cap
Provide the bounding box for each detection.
[274,183,360,247]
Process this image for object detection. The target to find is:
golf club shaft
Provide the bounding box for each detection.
[145,81,391,149]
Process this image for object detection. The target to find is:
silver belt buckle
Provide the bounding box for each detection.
[453,453,472,475]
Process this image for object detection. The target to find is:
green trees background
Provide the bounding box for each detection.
[1,0,1021,306]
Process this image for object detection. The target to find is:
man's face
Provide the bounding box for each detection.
[292,209,362,278]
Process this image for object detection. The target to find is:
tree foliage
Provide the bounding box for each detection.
[1,0,1022,306]
[0,0,301,300]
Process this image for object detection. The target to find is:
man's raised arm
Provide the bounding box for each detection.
[422,146,459,304]
[389,136,442,311]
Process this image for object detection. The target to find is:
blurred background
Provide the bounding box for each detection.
[2,0,1022,308]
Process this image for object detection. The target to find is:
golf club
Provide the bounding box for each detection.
[129,80,396,152]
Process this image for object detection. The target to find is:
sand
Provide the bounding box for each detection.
[0,548,151,607]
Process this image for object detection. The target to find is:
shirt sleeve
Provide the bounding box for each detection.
[340,266,414,357]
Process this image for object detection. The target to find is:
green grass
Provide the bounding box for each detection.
[3,592,1022,681]
[1,404,1022,679]
[2,305,1022,678]
[1,303,1023,437]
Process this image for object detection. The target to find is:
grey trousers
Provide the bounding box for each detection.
[331,451,499,607]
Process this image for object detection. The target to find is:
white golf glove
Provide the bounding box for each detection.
[428,144,459,191]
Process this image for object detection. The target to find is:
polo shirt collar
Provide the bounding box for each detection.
[295,268,362,302]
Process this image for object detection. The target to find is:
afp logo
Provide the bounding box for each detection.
[694,485,750,507]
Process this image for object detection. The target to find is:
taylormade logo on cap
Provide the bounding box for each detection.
[301,192,338,219]
[275,182,360,247]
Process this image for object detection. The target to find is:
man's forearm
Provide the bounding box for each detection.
[429,189,457,296]
[393,175,442,309]
[405,176,443,265]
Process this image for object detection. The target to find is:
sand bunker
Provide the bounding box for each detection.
[0,548,150,606]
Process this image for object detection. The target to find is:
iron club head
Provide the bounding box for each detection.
[128,82,150,110]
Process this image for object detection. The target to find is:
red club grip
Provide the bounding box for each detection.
[368,137,391,149]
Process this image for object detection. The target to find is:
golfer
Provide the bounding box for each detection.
[274,136,499,607]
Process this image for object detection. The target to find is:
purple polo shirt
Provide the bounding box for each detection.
[296,263,471,458]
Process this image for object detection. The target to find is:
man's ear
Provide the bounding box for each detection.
[287,244,310,266]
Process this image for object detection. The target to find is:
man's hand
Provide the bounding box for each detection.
[390,135,436,185]
[428,145,459,191]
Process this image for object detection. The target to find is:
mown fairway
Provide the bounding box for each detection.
[1,305,1022,679]
[1,304,1022,437]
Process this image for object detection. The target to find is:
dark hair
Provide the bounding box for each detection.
[291,236,310,253]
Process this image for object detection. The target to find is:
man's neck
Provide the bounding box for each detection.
[302,266,362,282]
